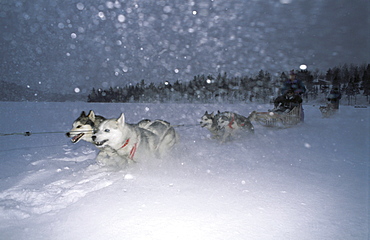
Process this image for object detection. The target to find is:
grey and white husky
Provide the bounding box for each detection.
[200,111,254,142]
[216,111,254,142]
[66,110,106,143]
[92,113,178,167]
[200,111,223,139]
[319,103,336,118]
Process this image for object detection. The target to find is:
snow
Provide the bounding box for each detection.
[0,101,369,240]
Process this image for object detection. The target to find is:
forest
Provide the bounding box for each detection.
[88,64,370,104]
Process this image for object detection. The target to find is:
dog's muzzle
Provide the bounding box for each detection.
[94,139,108,147]
[200,122,208,128]
[66,132,85,143]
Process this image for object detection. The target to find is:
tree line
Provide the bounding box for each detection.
[87,63,370,104]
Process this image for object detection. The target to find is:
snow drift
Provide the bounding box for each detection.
[0,102,368,240]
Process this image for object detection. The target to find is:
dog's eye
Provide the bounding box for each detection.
[77,125,82,128]
[104,129,110,132]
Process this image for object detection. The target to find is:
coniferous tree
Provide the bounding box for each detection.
[361,64,370,102]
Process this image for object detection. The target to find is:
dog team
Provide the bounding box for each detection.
[66,109,253,167]
[200,110,254,142]
[66,110,179,167]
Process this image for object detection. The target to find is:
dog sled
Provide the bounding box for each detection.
[249,104,303,128]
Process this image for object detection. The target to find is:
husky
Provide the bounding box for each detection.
[200,111,254,142]
[136,119,179,157]
[66,110,106,143]
[319,103,336,118]
[215,111,254,142]
[200,111,223,139]
[92,114,178,167]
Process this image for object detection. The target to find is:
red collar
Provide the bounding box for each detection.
[121,138,138,160]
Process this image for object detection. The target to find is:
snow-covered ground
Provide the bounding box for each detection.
[0,101,369,240]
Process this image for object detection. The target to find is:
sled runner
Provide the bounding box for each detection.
[249,104,302,128]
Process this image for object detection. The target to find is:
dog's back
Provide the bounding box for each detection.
[214,111,254,142]
[141,120,170,136]
[217,112,254,133]
[140,119,178,157]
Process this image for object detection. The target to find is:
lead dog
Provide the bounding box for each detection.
[66,110,106,143]
[92,113,178,167]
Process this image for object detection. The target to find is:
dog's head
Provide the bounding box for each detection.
[66,110,103,143]
[92,113,127,148]
[216,113,232,130]
[319,106,328,113]
[200,111,215,128]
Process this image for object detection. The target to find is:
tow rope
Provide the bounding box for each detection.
[0,124,197,137]
[0,131,67,137]
[0,130,94,137]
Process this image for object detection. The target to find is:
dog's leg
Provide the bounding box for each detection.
[220,129,231,143]
[245,121,255,134]
[96,148,131,168]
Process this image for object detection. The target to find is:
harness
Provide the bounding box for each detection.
[227,113,245,129]
[228,114,235,129]
[120,138,138,160]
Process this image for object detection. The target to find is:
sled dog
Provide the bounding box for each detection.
[215,111,254,142]
[137,119,179,156]
[200,111,224,139]
[319,103,336,118]
[200,111,254,142]
[92,114,177,167]
[66,110,106,143]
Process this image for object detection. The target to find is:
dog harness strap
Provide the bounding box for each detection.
[121,138,130,148]
[129,143,138,160]
[228,113,235,129]
[121,138,138,160]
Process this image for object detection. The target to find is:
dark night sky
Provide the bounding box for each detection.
[1,0,369,95]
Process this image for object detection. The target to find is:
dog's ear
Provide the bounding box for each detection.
[80,111,87,117]
[87,110,96,121]
[217,110,221,114]
[117,113,126,126]
[205,111,208,115]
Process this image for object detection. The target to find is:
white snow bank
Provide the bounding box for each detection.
[0,102,368,240]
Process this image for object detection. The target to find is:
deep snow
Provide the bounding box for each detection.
[0,101,369,240]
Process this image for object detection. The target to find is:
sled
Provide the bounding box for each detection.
[319,103,337,118]
[249,105,302,128]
